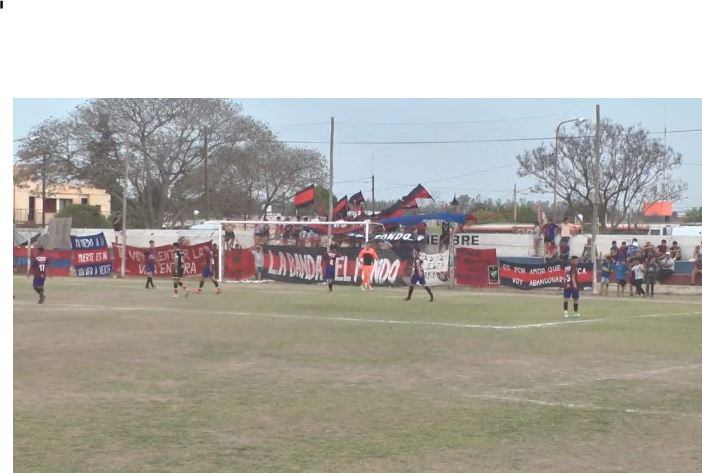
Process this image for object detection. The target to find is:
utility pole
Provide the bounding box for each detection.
[592,104,601,295]
[120,136,130,278]
[513,184,517,221]
[41,152,46,227]
[327,117,334,250]
[203,127,209,220]
[371,174,375,213]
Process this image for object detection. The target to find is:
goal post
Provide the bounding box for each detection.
[213,219,385,284]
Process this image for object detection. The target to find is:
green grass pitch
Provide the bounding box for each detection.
[13,276,702,472]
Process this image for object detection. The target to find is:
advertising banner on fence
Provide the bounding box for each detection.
[419,251,449,286]
[499,260,593,290]
[262,245,410,286]
[72,232,112,277]
[13,247,72,277]
[454,248,499,287]
[112,241,212,277]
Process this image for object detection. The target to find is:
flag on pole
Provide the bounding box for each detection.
[293,184,315,208]
[332,195,349,220]
[401,184,433,209]
[349,191,366,208]
[450,194,459,207]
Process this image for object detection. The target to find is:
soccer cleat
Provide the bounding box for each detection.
[38,295,45,304]
[369,287,374,291]
[171,293,179,298]
[361,286,366,291]
[196,288,203,294]
[574,312,581,318]
[404,297,411,301]
[184,290,190,298]
[564,311,569,319]
[215,288,221,294]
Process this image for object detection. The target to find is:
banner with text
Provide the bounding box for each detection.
[262,245,410,286]
[71,232,112,277]
[112,241,212,277]
[223,248,256,280]
[454,248,499,287]
[419,251,449,286]
[13,247,72,276]
[499,260,593,290]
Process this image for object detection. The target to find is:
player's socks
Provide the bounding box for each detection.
[199,281,205,289]
[573,303,579,317]
[328,282,333,292]
[425,286,433,302]
[563,301,569,318]
[405,286,414,300]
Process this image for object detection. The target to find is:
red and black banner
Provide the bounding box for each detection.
[455,248,499,287]
[499,260,593,290]
[262,245,411,286]
[293,185,315,208]
[112,241,213,277]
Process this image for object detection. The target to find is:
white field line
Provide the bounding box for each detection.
[14,302,601,330]
[466,394,702,420]
[505,364,702,393]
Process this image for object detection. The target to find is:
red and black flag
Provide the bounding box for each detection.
[332,195,349,220]
[293,184,315,208]
[401,184,433,209]
[450,194,459,207]
[374,200,405,220]
[349,191,366,208]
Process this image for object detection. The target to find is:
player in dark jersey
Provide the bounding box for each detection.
[28,247,49,304]
[563,255,580,318]
[405,249,434,302]
[172,242,189,298]
[324,244,341,293]
[196,243,221,294]
[144,240,157,289]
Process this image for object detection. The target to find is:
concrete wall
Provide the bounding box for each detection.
[424,232,702,261]
[71,227,255,248]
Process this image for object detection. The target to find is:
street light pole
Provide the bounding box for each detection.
[553,118,586,217]
[120,137,130,278]
[41,152,46,227]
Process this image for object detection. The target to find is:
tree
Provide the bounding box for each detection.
[516,119,687,230]
[684,207,702,222]
[56,204,110,228]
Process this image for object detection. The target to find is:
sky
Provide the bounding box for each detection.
[13,99,702,209]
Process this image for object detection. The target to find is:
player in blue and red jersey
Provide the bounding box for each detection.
[405,249,434,302]
[196,243,221,294]
[28,247,49,304]
[324,244,341,293]
[563,255,581,319]
[144,240,157,289]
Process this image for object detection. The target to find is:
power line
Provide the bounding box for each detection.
[275,127,702,146]
[335,114,560,126]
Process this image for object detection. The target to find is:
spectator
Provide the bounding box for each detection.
[616,241,628,263]
[669,241,682,261]
[645,255,659,298]
[581,237,593,264]
[600,255,613,296]
[609,240,618,259]
[559,216,576,243]
[224,224,236,250]
[542,217,558,261]
[692,251,702,285]
[614,258,628,297]
[439,220,452,252]
[254,222,265,246]
[627,238,640,260]
[532,221,542,256]
[558,238,570,263]
[282,218,293,244]
[658,251,675,282]
[656,239,668,256]
[694,242,702,259]
[643,241,656,259]
[252,245,265,281]
[631,258,646,296]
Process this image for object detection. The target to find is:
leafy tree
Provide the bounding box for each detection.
[56,204,110,228]
[516,119,687,229]
[684,207,702,222]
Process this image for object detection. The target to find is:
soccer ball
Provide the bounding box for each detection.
[193,209,200,216]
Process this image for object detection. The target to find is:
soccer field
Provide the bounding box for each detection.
[13,276,702,473]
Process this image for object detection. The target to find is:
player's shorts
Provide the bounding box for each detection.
[324,267,335,281]
[146,263,155,274]
[617,279,626,287]
[563,288,580,300]
[601,275,610,284]
[202,266,213,278]
[33,276,45,288]
[411,274,426,286]
[173,266,185,278]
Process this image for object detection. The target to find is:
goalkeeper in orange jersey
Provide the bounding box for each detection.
[357,241,378,291]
